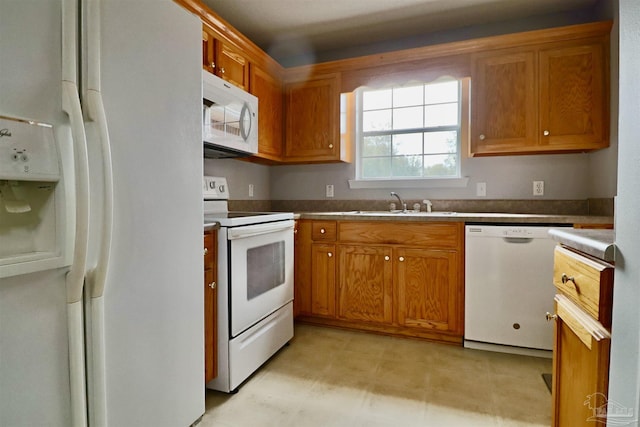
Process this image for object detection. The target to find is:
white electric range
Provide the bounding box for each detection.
[203,176,294,393]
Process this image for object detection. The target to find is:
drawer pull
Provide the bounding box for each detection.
[561,273,576,285]
[203,247,208,255]
[320,228,326,234]
[327,252,333,257]
[545,312,557,322]
[384,256,390,261]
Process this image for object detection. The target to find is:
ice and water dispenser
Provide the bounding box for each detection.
[0,115,71,278]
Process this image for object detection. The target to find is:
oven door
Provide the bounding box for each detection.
[227,220,294,337]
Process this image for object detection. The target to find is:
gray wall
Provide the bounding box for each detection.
[270,153,592,200]
[204,158,271,199]
[608,0,640,421]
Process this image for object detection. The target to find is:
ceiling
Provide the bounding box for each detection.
[201,0,599,66]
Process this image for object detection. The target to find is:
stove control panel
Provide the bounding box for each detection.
[203,176,229,200]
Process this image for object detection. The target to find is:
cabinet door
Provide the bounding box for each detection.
[216,40,249,91]
[202,26,216,74]
[337,245,393,323]
[204,231,218,382]
[311,243,336,317]
[250,65,283,160]
[470,49,537,155]
[284,73,341,162]
[396,247,462,334]
[540,41,607,151]
[552,295,610,427]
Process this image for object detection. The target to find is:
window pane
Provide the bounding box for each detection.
[363,109,392,131]
[393,133,422,155]
[362,157,391,178]
[425,103,458,127]
[393,106,423,130]
[425,81,459,104]
[363,135,391,156]
[363,89,392,110]
[424,131,458,154]
[393,85,423,108]
[392,155,422,177]
[423,154,457,176]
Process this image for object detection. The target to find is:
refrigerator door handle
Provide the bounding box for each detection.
[85,89,113,299]
[62,81,90,305]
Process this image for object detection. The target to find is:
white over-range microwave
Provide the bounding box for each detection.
[203,70,258,158]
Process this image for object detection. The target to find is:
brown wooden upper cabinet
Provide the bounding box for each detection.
[284,73,351,163]
[471,36,609,156]
[249,65,284,161]
[202,24,249,91]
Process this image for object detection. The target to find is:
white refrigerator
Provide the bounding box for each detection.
[0,1,204,426]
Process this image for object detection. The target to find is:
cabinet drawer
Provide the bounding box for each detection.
[339,221,462,248]
[312,221,337,241]
[553,245,613,328]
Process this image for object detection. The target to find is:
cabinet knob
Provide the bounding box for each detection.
[210,62,215,69]
[545,312,557,322]
[398,256,405,262]
[561,273,576,285]
[208,282,216,290]
[328,143,334,149]
[384,256,390,261]
[327,252,333,257]
[203,247,208,255]
[479,134,486,141]
[220,67,226,74]
[543,130,550,136]
[320,228,326,234]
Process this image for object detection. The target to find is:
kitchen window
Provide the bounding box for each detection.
[347,78,469,189]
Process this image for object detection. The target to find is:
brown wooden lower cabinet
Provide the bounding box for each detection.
[294,219,464,343]
[552,294,611,426]
[204,229,218,383]
[551,243,614,427]
[337,245,393,324]
[311,243,336,317]
[396,247,462,335]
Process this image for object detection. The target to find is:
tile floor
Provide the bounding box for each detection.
[200,324,552,427]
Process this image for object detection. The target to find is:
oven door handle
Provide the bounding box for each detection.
[227,220,294,240]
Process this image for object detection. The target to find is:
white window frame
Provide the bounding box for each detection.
[348,78,470,190]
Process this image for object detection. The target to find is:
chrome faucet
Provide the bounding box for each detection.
[390,192,407,212]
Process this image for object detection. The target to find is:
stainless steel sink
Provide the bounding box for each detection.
[344,210,457,216]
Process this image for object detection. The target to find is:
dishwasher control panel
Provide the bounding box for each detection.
[466,226,554,239]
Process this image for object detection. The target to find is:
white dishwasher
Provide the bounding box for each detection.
[464,225,560,357]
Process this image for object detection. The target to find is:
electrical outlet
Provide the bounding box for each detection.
[326,184,334,198]
[476,182,487,197]
[533,181,544,196]
[248,184,254,198]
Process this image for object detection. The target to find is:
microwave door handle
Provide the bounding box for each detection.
[228,222,294,240]
[240,102,250,141]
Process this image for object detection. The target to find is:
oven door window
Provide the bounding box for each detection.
[247,241,285,300]
[228,221,294,337]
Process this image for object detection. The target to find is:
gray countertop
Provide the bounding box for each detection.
[298,211,614,225]
[549,228,616,262]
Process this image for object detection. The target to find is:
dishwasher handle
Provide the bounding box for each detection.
[502,237,534,244]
